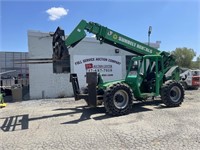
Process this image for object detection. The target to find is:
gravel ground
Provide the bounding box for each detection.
[0,89,200,150]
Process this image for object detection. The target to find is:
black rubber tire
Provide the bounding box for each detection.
[104,83,133,116]
[161,80,184,107]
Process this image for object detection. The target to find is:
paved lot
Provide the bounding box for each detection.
[1,90,200,150]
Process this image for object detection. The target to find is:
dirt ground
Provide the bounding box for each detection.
[0,89,200,150]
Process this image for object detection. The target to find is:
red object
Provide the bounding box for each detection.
[192,76,200,87]
[85,63,93,69]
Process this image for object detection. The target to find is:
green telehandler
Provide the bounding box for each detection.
[52,20,184,116]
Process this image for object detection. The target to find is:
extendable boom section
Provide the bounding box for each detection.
[52,20,173,74]
[64,20,160,55]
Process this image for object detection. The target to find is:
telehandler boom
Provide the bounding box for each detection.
[52,20,184,116]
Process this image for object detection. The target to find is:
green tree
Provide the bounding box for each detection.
[197,55,200,62]
[172,47,196,68]
[191,55,200,69]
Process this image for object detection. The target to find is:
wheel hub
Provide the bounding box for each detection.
[113,90,129,109]
[115,94,124,103]
[170,86,181,102]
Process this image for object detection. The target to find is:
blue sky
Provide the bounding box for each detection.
[0,0,200,57]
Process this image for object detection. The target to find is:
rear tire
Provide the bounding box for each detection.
[161,80,184,107]
[104,83,133,116]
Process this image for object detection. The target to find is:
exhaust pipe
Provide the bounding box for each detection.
[52,27,70,73]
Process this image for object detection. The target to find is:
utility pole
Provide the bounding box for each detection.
[148,26,152,46]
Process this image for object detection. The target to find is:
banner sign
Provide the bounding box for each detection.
[73,55,122,88]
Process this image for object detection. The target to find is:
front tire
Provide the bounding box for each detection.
[161,80,184,107]
[104,83,133,116]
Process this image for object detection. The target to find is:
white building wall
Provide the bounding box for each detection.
[28,31,139,99]
[28,31,73,99]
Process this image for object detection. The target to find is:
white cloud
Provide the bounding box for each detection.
[46,7,69,21]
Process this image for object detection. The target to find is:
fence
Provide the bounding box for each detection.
[0,78,29,88]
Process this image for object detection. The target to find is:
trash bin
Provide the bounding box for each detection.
[11,84,22,102]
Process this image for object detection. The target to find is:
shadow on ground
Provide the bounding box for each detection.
[1,99,167,132]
